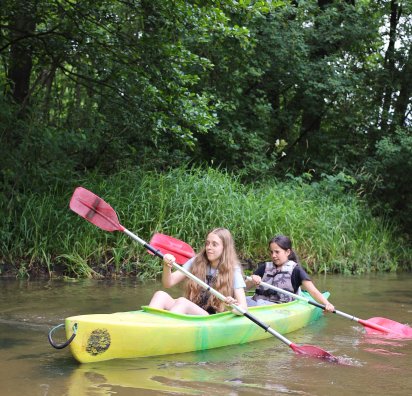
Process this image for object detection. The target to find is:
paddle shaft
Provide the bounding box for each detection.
[124,228,295,346]
[247,277,394,334]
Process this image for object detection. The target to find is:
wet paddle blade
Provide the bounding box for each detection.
[69,187,123,232]
[290,343,338,362]
[363,317,412,337]
[149,233,195,265]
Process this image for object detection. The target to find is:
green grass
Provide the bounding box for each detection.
[1,166,410,278]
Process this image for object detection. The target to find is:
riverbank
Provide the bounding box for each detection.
[1,167,410,279]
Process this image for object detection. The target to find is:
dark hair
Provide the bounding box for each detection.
[268,235,299,263]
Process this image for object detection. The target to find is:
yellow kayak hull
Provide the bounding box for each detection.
[65,291,328,363]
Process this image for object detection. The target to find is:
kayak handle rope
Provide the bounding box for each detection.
[48,323,78,349]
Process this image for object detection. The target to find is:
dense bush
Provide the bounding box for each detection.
[363,128,412,233]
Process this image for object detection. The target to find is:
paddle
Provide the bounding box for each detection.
[69,187,338,362]
[246,277,412,338]
[149,233,195,265]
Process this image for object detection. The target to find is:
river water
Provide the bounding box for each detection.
[0,273,411,396]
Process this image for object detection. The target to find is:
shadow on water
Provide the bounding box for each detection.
[0,337,31,350]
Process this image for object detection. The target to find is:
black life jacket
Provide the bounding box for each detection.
[198,267,219,314]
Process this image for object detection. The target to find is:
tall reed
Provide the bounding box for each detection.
[1,166,410,278]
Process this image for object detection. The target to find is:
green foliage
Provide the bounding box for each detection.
[1,0,411,247]
[1,167,409,278]
[363,128,412,231]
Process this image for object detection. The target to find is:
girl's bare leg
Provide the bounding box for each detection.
[149,292,209,315]
[148,290,177,310]
[170,297,209,315]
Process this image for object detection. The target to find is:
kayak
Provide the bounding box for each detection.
[64,291,329,363]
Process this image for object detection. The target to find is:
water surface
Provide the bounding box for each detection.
[1,273,411,395]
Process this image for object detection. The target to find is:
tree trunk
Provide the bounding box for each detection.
[378,0,400,133]
[7,1,37,107]
[391,42,412,131]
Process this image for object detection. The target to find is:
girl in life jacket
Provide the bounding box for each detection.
[148,228,247,315]
[245,235,335,312]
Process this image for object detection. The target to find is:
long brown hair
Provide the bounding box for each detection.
[184,228,239,312]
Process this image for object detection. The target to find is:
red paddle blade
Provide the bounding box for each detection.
[363,317,412,338]
[290,343,338,362]
[149,233,195,265]
[69,187,124,232]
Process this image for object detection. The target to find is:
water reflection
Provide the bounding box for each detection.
[62,343,319,395]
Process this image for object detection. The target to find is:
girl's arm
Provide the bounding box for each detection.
[301,280,335,312]
[234,287,248,311]
[245,274,262,289]
[162,253,188,288]
[226,288,248,315]
[245,262,265,289]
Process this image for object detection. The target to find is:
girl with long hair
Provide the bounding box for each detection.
[149,228,247,315]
